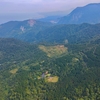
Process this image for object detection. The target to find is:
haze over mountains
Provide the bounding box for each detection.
[1,3,100,25]
[0,19,100,44]
[59,3,100,24]
[0,19,53,42]
[39,3,100,24]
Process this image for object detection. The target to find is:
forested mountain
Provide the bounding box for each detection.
[0,3,100,99]
[36,23,100,44]
[0,19,53,42]
[0,20,100,44]
[58,3,100,24]
[0,3,100,43]
[0,35,100,100]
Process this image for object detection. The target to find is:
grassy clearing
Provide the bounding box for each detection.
[72,58,79,62]
[10,68,18,74]
[39,45,68,57]
[45,76,59,83]
[22,66,30,71]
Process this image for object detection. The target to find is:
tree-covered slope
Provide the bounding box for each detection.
[0,37,100,100]
[0,20,100,44]
[0,38,47,64]
[0,20,53,42]
[0,38,48,100]
[36,23,100,44]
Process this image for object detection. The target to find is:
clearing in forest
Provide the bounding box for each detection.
[39,45,68,57]
[10,68,18,74]
[45,76,59,83]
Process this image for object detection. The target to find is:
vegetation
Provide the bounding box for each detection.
[45,76,59,83]
[0,22,100,100]
[0,20,53,42]
[10,68,19,74]
[0,21,100,44]
[39,45,68,57]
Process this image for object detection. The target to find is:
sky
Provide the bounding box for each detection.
[0,0,100,24]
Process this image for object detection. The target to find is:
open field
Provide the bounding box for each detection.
[45,76,59,83]
[39,45,68,57]
[10,68,18,74]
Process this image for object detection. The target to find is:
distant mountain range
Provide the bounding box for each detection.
[59,3,100,24]
[38,3,100,24]
[0,20,100,44]
[0,3,100,43]
[0,20,53,42]
[36,23,100,43]
[38,16,61,23]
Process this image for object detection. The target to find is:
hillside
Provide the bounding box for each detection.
[0,19,53,42]
[0,1,100,100]
[0,37,100,100]
[58,3,100,24]
[0,38,47,64]
[36,23,100,44]
[1,21,100,44]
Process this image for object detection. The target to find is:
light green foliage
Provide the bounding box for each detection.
[0,36,100,100]
[45,76,59,83]
[39,45,68,58]
[10,68,18,74]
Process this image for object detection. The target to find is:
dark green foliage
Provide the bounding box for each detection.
[0,20,53,42]
[1,20,100,44]
[0,21,100,100]
[36,23,100,44]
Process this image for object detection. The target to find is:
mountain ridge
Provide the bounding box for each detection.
[0,19,53,42]
[58,3,100,24]
[0,21,100,44]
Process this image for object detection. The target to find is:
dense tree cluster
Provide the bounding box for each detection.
[0,37,100,100]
